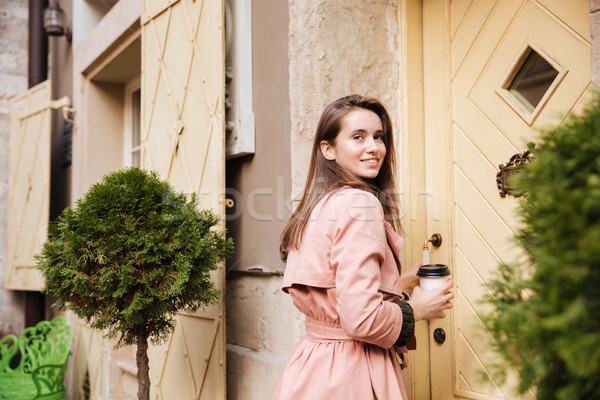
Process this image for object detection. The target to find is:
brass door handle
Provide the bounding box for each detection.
[423,233,442,249]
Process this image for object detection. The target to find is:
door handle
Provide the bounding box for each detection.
[422,233,442,264]
[423,233,442,249]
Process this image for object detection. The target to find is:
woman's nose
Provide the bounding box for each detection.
[365,136,377,151]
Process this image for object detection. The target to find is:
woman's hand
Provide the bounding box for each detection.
[400,260,422,290]
[407,280,454,321]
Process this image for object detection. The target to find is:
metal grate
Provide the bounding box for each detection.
[82,369,90,400]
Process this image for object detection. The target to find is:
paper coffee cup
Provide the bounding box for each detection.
[417,264,451,291]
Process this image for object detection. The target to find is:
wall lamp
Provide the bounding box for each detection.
[44,1,71,42]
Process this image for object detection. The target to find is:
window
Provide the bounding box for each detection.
[225,0,255,158]
[506,48,559,112]
[497,41,566,125]
[124,77,141,167]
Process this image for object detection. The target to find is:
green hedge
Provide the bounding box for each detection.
[484,92,600,399]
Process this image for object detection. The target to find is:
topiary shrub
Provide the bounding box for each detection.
[36,167,233,400]
[483,92,600,399]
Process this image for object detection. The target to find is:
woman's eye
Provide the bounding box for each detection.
[353,135,363,140]
[375,134,384,140]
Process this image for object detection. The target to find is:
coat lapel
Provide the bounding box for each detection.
[384,221,403,263]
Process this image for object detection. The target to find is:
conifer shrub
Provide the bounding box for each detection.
[36,167,233,400]
[484,93,600,399]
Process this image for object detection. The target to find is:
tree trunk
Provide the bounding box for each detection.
[136,333,150,400]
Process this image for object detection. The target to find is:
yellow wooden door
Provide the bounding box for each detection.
[6,80,70,291]
[141,0,226,398]
[421,0,591,398]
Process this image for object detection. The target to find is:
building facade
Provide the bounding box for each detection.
[1,0,597,399]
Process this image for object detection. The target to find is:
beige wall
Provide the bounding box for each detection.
[82,81,125,186]
[225,2,292,273]
[225,0,296,398]
[71,0,140,200]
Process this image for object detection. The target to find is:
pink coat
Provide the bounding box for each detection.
[273,188,410,399]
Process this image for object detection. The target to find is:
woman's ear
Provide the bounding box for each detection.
[320,140,336,160]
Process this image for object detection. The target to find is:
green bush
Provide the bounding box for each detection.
[484,92,600,400]
[36,167,233,400]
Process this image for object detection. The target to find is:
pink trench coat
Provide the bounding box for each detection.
[273,188,411,400]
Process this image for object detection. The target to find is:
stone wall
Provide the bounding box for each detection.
[288,0,401,202]
[592,0,600,83]
[0,0,28,335]
[226,275,299,399]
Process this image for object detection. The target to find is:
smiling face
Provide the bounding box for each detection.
[320,108,387,180]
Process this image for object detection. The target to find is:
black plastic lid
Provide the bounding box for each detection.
[417,264,450,278]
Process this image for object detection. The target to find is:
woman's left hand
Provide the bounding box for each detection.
[400,260,422,290]
[407,279,454,321]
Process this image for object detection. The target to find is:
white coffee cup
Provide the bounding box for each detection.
[417,264,451,291]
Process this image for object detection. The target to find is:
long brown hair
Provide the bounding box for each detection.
[280,95,400,260]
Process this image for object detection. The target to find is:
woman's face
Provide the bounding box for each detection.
[320,108,386,180]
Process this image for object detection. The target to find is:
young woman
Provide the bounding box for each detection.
[274,95,454,399]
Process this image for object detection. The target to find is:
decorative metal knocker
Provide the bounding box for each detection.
[496,147,534,198]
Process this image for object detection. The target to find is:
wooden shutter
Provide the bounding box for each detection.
[6,80,70,291]
[141,0,226,398]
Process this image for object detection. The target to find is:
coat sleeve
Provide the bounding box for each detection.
[328,189,405,349]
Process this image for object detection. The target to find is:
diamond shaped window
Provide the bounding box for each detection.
[506,48,559,113]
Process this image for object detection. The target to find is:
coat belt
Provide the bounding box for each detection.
[304,318,353,343]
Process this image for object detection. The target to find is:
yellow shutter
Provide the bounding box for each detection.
[141,0,226,398]
[6,80,70,291]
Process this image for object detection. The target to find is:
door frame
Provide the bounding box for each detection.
[401,0,455,398]
[399,0,429,398]
[422,0,455,398]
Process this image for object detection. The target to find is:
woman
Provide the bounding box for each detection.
[274,95,454,399]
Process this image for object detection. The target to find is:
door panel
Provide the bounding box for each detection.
[453,126,518,229]
[422,0,591,398]
[449,0,497,80]
[469,2,590,130]
[141,0,226,398]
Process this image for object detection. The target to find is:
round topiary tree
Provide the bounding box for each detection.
[484,92,600,399]
[36,167,233,400]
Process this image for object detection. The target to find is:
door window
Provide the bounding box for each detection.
[506,48,559,112]
[498,42,567,125]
